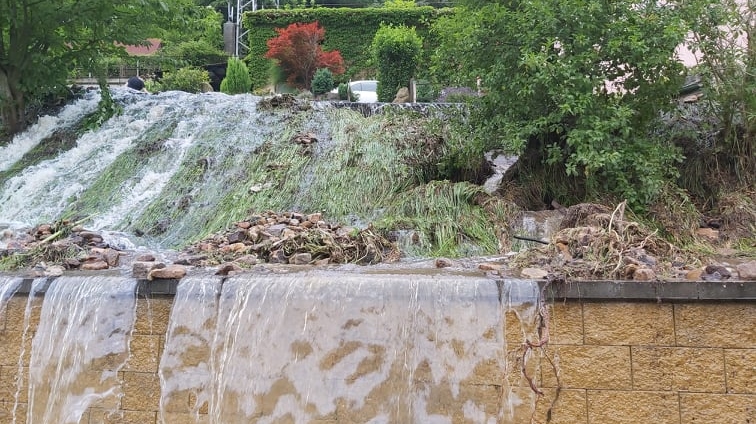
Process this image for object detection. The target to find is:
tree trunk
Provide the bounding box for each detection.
[0,68,26,136]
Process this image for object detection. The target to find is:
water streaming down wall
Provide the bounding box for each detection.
[0,273,542,423]
[158,273,540,423]
[23,276,137,424]
[0,277,22,314]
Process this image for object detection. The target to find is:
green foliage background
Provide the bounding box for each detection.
[244,7,450,89]
[371,24,423,102]
[431,0,689,209]
[158,67,211,93]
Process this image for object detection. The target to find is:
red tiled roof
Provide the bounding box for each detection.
[121,38,162,56]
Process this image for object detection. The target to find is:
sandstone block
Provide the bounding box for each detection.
[121,372,160,411]
[680,393,755,423]
[588,390,679,423]
[134,297,174,335]
[504,305,540,347]
[532,388,587,424]
[631,347,725,392]
[675,303,756,348]
[148,265,186,280]
[725,349,756,394]
[158,412,209,424]
[3,295,42,333]
[1,401,26,424]
[0,365,27,403]
[542,345,631,389]
[125,335,161,373]
[547,302,584,345]
[88,408,157,424]
[0,331,24,366]
[583,302,674,345]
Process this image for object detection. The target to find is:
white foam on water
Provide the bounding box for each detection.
[0,92,100,173]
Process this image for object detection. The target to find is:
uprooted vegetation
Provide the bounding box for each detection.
[512,202,693,280]
[179,211,400,266]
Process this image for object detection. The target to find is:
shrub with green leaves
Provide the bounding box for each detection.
[159,67,210,93]
[220,57,252,94]
[371,24,423,102]
[337,82,359,101]
[311,68,335,95]
[432,0,689,209]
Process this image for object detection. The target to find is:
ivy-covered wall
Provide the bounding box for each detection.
[244,7,452,90]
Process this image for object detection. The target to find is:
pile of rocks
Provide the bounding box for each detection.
[177,211,399,272]
[1,222,126,276]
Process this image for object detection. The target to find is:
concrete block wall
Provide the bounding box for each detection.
[528,302,755,424]
[1,292,754,423]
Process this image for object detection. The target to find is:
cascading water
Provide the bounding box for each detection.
[156,272,540,423]
[0,277,22,313]
[1,272,542,423]
[24,276,137,424]
[0,89,449,248]
[0,92,100,174]
[0,89,544,423]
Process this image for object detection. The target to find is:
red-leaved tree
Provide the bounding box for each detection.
[265,22,345,90]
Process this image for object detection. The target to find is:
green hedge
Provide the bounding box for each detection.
[244,7,451,90]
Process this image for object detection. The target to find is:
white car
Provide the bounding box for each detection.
[331,80,378,103]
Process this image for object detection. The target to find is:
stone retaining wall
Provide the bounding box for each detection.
[1,281,754,424]
[517,301,755,423]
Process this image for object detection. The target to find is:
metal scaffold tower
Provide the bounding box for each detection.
[226,0,256,57]
[225,0,282,57]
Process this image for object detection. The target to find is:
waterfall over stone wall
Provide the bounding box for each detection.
[0,273,541,423]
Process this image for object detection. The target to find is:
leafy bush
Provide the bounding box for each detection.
[414,79,439,102]
[159,67,211,93]
[431,0,688,209]
[337,82,359,101]
[311,68,335,95]
[161,40,227,67]
[220,57,252,94]
[371,24,423,102]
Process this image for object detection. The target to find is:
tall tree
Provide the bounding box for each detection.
[0,0,191,136]
[265,22,344,90]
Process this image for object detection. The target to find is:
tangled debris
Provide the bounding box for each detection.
[511,202,711,281]
[177,211,400,267]
[257,94,312,111]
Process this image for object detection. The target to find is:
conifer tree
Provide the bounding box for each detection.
[220,57,252,94]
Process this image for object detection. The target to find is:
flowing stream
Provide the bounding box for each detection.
[0,90,544,423]
[24,276,137,424]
